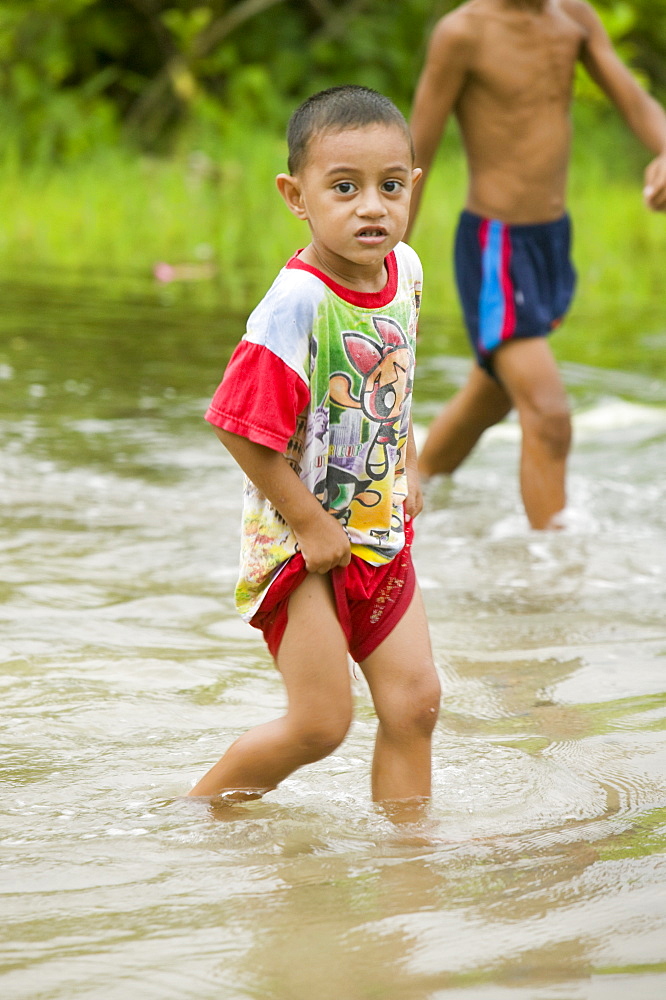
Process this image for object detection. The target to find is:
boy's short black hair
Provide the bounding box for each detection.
[286,85,413,174]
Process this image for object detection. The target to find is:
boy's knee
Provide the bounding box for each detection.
[294,711,351,762]
[541,410,571,459]
[385,672,441,739]
[412,677,441,736]
[524,402,571,459]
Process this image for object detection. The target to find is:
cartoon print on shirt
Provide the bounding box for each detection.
[329,316,413,481]
[314,467,381,525]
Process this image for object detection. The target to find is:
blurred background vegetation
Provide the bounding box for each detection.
[0,0,664,325]
[0,0,443,161]
[2,0,665,162]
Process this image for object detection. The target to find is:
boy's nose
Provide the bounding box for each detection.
[357,188,385,217]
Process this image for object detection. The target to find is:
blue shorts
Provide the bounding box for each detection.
[454,210,576,375]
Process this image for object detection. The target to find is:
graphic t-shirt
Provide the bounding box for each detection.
[205,242,423,620]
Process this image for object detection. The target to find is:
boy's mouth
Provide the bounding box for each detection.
[356,227,388,242]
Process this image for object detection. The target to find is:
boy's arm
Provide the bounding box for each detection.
[407,13,474,238]
[215,427,351,574]
[572,0,666,211]
[404,415,423,523]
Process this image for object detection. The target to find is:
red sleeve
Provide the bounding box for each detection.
[205,340,311,452]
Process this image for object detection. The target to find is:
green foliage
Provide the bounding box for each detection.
[0,0,442,160]
[5,0,663,165]
[595,0,666,96]
[0,0,120,163]
[0,0,666,165]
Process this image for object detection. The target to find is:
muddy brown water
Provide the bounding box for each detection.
[1,278,665,999]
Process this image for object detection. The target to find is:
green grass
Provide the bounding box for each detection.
[0,131,301,309]
[2,120,665,363]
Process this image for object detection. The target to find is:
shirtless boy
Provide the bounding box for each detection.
[189,86,440,815]
[409,0,666,529]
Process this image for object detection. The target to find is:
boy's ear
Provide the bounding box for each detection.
[411,167,423,189]
[276,173,308,220]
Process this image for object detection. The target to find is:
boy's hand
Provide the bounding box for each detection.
[295,509,352,574]
[215,430,352,574]
[643,153,666,211]
[405,459,423,522]
[405,416,423,522]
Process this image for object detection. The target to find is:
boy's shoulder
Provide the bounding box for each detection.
[393,242,424,296]
[242,256,330,367]
[248,257,326,325]
[430,0,486,48]
[394,240,422,272]
[258,254,328,302]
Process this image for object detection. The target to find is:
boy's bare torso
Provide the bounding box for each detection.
[453,0,587,222]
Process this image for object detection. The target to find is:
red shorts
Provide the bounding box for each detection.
[250,521,416,662]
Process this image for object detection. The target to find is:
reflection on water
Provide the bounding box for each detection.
[1,278,666,999]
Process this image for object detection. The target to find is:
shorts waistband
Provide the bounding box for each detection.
[459,209,570,238]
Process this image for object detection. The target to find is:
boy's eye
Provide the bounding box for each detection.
[382,180,403,193]
[334,181,356,194]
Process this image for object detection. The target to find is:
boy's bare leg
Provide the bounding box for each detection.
[188,574,353,799]
[359,584,440,811]
[418,365,512,478]
[493,337,571,529]
[418,339,570,529]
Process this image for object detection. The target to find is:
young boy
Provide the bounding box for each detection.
[188,86,441,811]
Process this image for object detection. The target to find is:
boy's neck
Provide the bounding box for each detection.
[301,244,389,294]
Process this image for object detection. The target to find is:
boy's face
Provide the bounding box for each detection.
[277,123,421,287]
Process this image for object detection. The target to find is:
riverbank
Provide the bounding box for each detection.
[3,119,664,370]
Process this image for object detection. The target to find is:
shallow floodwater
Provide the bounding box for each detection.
[2,277,666,999]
